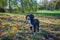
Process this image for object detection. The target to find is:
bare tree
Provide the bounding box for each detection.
[20,0,24,13]
[8,0,12,13]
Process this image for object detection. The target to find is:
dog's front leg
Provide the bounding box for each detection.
[29,24,34,33]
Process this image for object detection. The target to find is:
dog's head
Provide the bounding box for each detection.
[26,14,34,20]
[26,14,34,23]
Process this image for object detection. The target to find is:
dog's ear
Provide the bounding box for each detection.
[26,15,30,20]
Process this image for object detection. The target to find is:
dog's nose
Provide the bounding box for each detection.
[27,18,30,20]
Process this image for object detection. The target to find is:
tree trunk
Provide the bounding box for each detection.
[34,0,37,11]
[28,0,30,13]
[9,0,12,13]
[20,0,24,13]
[56,0,60,9]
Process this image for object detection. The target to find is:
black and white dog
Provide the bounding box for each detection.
[26,14,40,34]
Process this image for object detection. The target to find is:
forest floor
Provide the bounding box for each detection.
[0,13,60,40]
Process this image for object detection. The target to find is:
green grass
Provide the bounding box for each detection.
[0,11,60,17]
[0,10,60,15]
[36,10,60,13]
